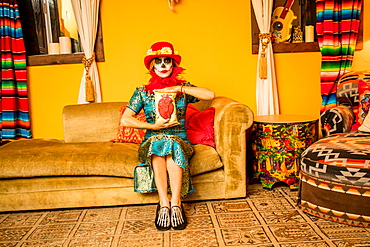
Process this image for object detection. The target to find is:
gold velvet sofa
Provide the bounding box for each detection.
[0,96,254,212]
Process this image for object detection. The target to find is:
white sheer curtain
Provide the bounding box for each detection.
[251,0,280,116]
[71,0,102,104]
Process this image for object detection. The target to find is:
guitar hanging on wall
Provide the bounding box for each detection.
[271,0,296,42]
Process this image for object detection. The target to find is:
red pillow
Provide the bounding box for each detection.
[185,104,216,148]
[110,106,146,144]
[352,80,370,130]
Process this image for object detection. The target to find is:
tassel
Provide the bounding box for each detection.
[258,33,272,80]
[259,52,267,79]
[85,75,95,102]
[82,53,96,103]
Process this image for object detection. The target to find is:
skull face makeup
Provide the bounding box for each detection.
[153,57,173,78]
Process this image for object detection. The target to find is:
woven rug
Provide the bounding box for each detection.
[1,184,370,247]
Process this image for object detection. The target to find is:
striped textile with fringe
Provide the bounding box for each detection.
[316,0,363,113]
[0,0,31,141]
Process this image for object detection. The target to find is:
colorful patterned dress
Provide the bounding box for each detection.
[127,82,199,198]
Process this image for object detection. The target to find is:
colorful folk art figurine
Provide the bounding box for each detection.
[292,26,303,43]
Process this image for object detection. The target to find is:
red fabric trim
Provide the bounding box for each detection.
[144,67,186,93]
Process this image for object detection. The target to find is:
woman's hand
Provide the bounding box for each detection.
[121,108,179,130]
[151,119,180,130]
[154,85,215,101]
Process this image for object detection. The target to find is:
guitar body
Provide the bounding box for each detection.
[271,6,296,42]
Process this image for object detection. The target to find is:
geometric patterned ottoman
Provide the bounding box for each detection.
[298,132,370,227]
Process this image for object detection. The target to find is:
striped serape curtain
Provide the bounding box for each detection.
[0,0,31,142]
[316,0,363,113]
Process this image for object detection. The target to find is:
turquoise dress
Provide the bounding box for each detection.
[127,82,199,198]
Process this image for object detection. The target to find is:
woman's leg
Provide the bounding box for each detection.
[166,155,187,230]
[152,154,171,230]
[152,154,170,207]
[165,155,183,207]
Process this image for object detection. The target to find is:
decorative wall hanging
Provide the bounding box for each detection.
[0,0,32,142]
[316,0,363,113]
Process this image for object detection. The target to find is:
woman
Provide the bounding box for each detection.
[120,41,214,231]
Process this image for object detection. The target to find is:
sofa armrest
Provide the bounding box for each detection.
[210,96,254,198]
[320,105,355,137]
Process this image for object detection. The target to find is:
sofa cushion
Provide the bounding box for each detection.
[190,144,223,175]
[353,79,370,130]
[336,71,365,122]
[320,105,354,137]
[359,112,370,132]
[0,139,140,179]
[0,139,223,179]
[110,107,147,144]
[186,104,216,148]
[300,132,370,186]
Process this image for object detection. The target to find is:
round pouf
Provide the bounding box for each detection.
[299,132,370,227]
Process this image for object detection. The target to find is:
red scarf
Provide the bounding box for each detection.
[144,66,186,93]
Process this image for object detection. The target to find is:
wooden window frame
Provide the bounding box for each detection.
[18,0,104,66]
[27,20,105,66]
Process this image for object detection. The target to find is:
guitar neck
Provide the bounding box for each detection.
[279,0,295,19]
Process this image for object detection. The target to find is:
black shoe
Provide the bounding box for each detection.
[171,204,187,230]
[155,203,171,231]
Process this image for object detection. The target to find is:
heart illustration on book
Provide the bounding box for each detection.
[158,94,174,120]
[154,92,178,123]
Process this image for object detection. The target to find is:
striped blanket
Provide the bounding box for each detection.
[316,0,363,113]
[0,0,31,141]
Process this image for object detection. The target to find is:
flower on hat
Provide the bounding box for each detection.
[144,42,181,70]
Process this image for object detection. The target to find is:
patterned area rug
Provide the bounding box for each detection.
[1,184,370,247]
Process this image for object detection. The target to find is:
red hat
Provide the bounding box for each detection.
[144,42,182,70]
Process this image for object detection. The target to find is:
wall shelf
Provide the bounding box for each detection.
[252,42,319,54]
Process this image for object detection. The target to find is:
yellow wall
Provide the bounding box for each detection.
[28,0,369,139]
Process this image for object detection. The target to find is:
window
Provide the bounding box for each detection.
[18,0,104,66]
[251,0,363,54]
